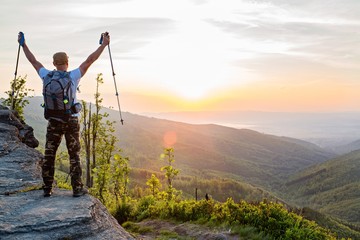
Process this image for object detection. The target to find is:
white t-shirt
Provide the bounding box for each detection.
[38,67,82,117]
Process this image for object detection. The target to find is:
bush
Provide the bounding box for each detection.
[135,195,157,221]
[111,195,337,239]
[114,201,133,224]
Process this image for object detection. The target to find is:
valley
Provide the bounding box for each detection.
[23,97,360,237]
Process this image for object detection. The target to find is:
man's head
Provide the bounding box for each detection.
[53,52,68,70]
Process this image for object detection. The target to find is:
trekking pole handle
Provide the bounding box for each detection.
[99,34,103,45]
[99,32,109,45]
[18,32,25,47]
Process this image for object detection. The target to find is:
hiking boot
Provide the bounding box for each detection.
[73,187,88,197]
[43,187,52,197]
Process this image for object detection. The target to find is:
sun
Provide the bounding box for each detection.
[177,85,207,100]
[130,18,240,101]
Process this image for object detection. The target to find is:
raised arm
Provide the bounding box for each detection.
[18,32,44,73]
[79,32,110,77]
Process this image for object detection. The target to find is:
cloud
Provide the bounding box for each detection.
[2,0,360,113]
[204,0,360,72]
[49,17,176,60]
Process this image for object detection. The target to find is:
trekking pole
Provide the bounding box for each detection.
[11,32,24,111]
[100,33,124,125]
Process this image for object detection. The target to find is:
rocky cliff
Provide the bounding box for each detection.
[0,107,134,240]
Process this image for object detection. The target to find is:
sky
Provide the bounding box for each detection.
[1,0,360,113]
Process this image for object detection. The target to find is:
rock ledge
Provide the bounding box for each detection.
[0,107,133,240]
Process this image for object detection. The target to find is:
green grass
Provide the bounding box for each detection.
[122,221,153,235]
[233,226,270,240]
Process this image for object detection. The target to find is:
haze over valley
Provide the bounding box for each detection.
[144,110,360,151]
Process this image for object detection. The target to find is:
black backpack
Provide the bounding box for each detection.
[42,70,78,122]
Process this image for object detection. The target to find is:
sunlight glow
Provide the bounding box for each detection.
[4,0,358,113]
[131,19,243,100]
[71,0,296,103]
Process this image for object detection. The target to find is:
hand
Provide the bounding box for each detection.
[101,32,110,46]
[18,32,25,46]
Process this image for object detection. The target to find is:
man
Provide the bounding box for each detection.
[18,32,110,197]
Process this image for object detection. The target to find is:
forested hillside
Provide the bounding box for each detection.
[109,109,336,190]
[24,97,336,192]
[286,149,360,226]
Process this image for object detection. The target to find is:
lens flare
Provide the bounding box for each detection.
[163,131,177,147]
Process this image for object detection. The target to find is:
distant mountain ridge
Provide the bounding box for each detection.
[330,139,360,155]
[92,110,334,190]
[144,110,360,149]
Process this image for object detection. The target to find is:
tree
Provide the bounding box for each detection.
[112,154,130,206]
[80,73,130,207]
[91,74,106,186]
[92,119,117,204]
[161,148,180,201]
[146,173,162,197]
[3,75,34,121]
[81,100,92,187]
[80,73,109,188]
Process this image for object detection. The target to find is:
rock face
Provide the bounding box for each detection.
[0,106,39,149]
[0,107,134,240]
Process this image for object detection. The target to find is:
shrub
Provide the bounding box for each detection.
[111,195,336,239]
[114,200,133,224]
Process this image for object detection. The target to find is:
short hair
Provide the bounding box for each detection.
[53,52,68,65]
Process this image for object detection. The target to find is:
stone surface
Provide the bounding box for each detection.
[0,106,134,240]
[0,122,42,195]
[0,190,133,240]
[0,108,39,148]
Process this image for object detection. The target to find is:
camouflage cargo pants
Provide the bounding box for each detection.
[43,117,83,191]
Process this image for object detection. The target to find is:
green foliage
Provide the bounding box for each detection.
[111,147,337,239]
[78,73,130,209]
[91,118,117,204]
[285,149,360,235]
[133,195,157,221]
[55,151,70,173]
[3,75,34,121]
[112,154,130,204]
[81,99,92,187]
[146,173,162,197]
[116,197,336,240]
[174,175,280,202]
[232,226,270,240]
[92,157,112,203]
[161,148,180,201]
[113,199,133,224]
[81,73,112,189]
[301,207,360,240]
[54,170,72,190]
[158,229,179,239]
